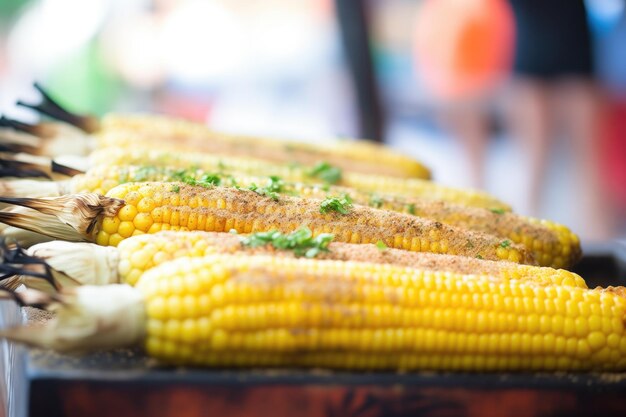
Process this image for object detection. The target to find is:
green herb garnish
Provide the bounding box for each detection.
[369,194,383,208]
[132,166,159,182]
[178,173,222,188]
[307,161,342,184]
[170,184,180,193]
[118,167,130,184]
[407,203,416,215]
[476,255,484,259]
[247,176,283,201]
[500,240,511,248]
[490,208,506,215]
[241,228,333,258]
[319,194,353,214]
[376,240,388,251]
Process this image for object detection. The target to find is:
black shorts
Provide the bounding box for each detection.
[508,0,594,79]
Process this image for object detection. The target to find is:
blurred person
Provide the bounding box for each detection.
[590,1,626,235]
[413,0,514,188]
[506,0,613,240]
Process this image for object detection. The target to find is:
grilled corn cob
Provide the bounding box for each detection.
[5,87,432,178]
[0,165,580,267]
[0,182,534,264]
[85,148,510,210]
[95,125,430,179]
[2,254,626,371]
[0,230,585,292]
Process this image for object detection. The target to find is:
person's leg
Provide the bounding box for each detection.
[555,79,614,240]
[505,78,552,215]
[439,101,491,189]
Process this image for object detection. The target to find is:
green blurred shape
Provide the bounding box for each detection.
[0,0,31,21]
[46,40,122,117]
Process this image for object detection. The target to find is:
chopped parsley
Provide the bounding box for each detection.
[177,173,222,188]
[376,240,388,251]
[407,203,416,215]
[500,240,511,248]
[241,227,334,258]
[118,167,130,184]
[369,194,383,208]
[490,208,506,215]
[307,161,342,184]
[132,166,160,182]
[227,176,239,187]
[247,176,283,201]
[170,168,190,181]
[476,255,484,259]
[170,184,180,193]
[319,195,353,214]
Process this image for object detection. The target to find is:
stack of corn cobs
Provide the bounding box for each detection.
[0,85,623,373]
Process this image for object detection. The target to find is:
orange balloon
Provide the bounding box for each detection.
[414,0,515,101]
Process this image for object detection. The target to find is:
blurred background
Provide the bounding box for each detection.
[0,0,624,241]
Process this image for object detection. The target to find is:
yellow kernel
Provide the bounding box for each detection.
[148,223,162,234]
[144,337,161,356]
[95,230,110,246]
[574,316,589,337]
[108,233,124,247]
[133,213,154,232]
[563,317,576,337]
[125,269,142,286]
[130,250,150,270]
[577,340,592,358]
[565,338,578,356]
[123,191,141,207]
[118,205,138,222]
[211,329,228,350]
[181,319,196,342]
[146,319,164,337]
[588,315,602,331]
[164,319,181,340]
[137,197,155,213]
[118,258,131,277]
[588,331,607,351]
[508,250,521,263]
[182,294,198,317]
[118,221,135,238]
[197,317,212,340]
[607,333,620,349]
[552,316,565,335]
[167,296,183,319]
[147,297,167,320]
[554,336,566,354]
[102,217,121,235]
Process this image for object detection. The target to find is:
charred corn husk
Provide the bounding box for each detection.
[2,254,626,371]
[0,230,585,292]
[0,182,534,264]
